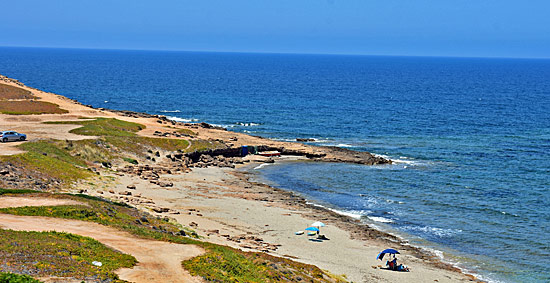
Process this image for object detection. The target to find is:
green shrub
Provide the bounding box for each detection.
[122,157,138,164]
[0,272,42,283]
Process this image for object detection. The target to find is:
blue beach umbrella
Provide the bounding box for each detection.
[305,227,320,232]
[376,249,400,261]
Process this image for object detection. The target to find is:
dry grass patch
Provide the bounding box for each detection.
[0,83,34,100]
[0,101,68,115]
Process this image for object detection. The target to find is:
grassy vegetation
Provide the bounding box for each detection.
[0,193,343,282]
[61,139,116,163]
[0,138,124,189]
[0,193,197,244]
[0,188,40,196]
[1,141,95,184]
[0,133,221,190]
[122,157,139,165]
[0,230,135,282]
[19,141,89,168]
[2,151,93,183]
[105,136,189,155]
[0,272,42,283]
[183,244,341,283]
[45,118,145,137]
[42,118,224,154]
[164,125,197,136]
[176,128,197,136]
[0,101,68,115]
[0,84,34,100]
[187,139,226,152]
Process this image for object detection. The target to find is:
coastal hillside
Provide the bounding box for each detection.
[0,75,475,282]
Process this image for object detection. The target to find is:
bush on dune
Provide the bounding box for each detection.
[0,272,42,283]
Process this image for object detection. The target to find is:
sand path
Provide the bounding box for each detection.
[0,214,205,283]
[0,197,85,208]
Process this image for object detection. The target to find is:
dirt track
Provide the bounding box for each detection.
[0,214,205,283]
[0,197,85,208]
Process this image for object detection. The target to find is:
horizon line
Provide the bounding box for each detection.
[1,44,549,61]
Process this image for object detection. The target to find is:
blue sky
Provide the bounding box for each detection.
[1,0,549,58]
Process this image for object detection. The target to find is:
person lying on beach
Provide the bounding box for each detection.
[385,258,409,271]
[396,264,410,272]
[317,234,329,240]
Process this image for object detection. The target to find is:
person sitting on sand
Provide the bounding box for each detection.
[387,259,395,270]
[391,258,397,271]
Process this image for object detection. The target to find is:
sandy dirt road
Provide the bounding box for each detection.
[0,197,85,208]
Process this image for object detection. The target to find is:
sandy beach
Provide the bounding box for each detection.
[0,75,478,282]
[99,164,474,283]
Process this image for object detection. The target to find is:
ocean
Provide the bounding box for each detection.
[1,47,549,282]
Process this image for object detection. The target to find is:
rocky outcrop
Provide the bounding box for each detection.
[117,165,183,180]
[314,146,390,165]
[153,130,193,138]
[224,234,281,253]
[0,163,62,191]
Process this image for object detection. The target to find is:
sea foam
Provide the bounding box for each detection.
[166,116,199,123]
[368,216,394,223]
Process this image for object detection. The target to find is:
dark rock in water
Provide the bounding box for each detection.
[199,122,213,128]
[296,138,315,142]
[198,122,226,130]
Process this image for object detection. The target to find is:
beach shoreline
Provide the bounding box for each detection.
[239,159,485,280]
[0,74,479,282]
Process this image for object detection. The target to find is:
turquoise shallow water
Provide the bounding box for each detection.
[1,47,549,282]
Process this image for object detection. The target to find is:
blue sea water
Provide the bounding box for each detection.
[1,47,549,282]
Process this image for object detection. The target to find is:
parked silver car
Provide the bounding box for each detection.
[0,131,27,142]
